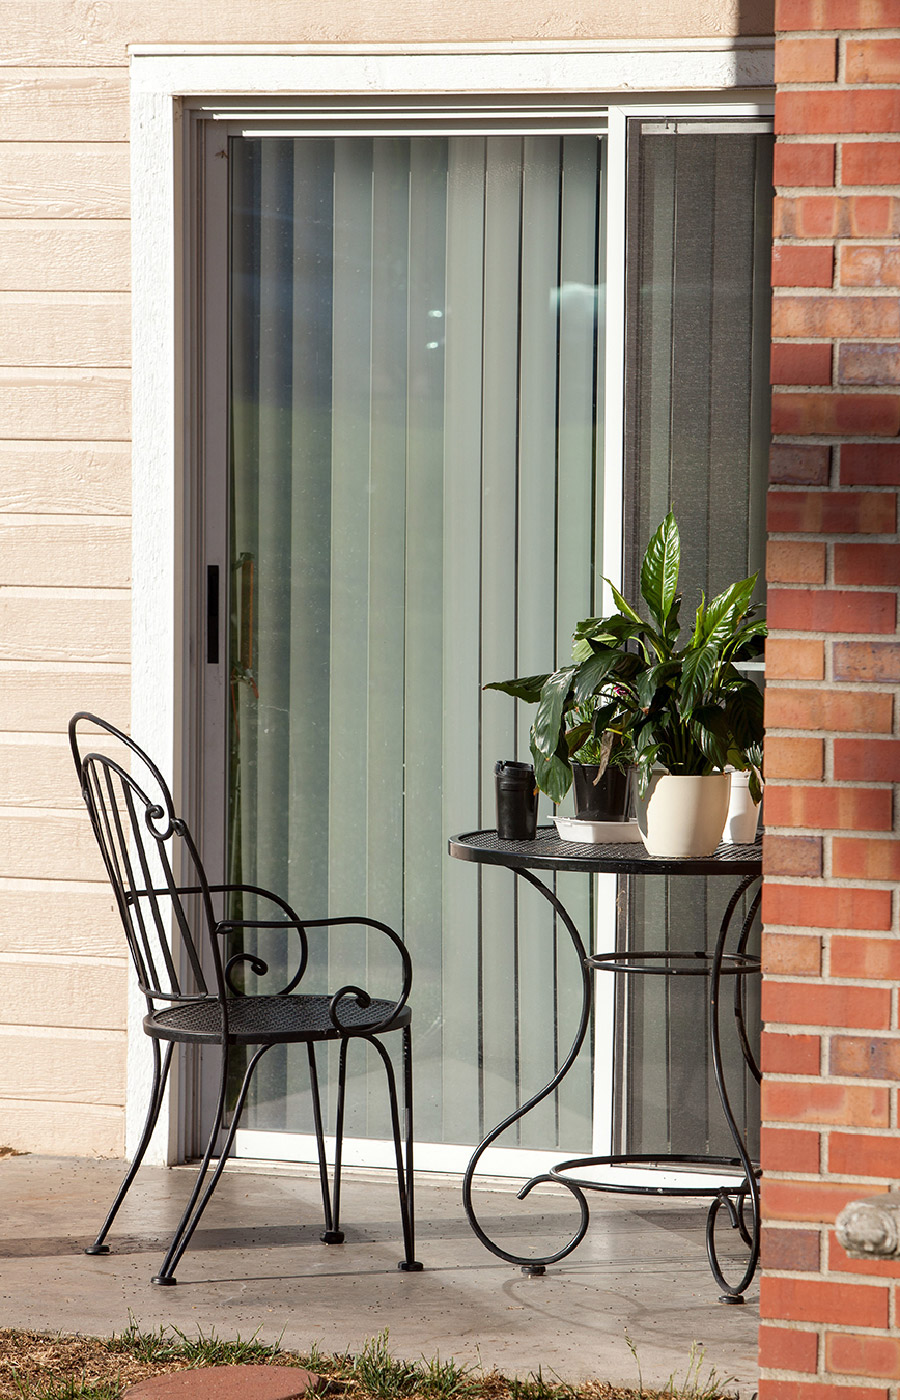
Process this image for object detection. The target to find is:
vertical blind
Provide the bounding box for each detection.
[619,120,772,1160]
[228,133,606,1151]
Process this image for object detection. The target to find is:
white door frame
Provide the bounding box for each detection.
[129,41,773,1166]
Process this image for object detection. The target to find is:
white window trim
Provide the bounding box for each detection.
[129,43,773,1166]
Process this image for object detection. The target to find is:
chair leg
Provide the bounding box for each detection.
[369,1028,422,1271]
[151,1043,268,1286]
[85,1038,174,1256]
[307,1042,341,1243]
[320,1038,349,1244]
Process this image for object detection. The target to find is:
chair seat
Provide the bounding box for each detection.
[148,993,411,1044]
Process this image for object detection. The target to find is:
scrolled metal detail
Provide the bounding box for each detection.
[224,952,269,996]
[329,984,373,1031]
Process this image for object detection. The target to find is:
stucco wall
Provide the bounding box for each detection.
[0,0,774,1159]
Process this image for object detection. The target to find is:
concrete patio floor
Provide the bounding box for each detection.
[0,1154,758,1393]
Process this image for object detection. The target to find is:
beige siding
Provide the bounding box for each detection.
[0,1031,125,1104]
[0,1099,124,1157]
[0,222,130,293]
[0,665,130,732]
[2,0,775,66]
[1,0,773,1162]
[0,887,124,958]
[0,444,130,513]
[0,294,131,369]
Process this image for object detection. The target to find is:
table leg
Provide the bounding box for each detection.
[707,874,762,1301]
[461,867,593,1272]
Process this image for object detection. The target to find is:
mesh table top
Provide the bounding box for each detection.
[448,826,762,877]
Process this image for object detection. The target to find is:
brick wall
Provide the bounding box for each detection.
[761,0,900,1391]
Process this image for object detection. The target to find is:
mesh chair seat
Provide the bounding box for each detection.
[150,993,412,1044]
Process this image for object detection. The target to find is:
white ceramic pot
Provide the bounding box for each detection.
[723,770,761,845]
[636,770,732,859]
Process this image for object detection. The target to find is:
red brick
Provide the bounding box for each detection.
[760,1275,889,1328]
[843,141,900,187]
[779,193,900,238]
[776,38,837,83]
[833,839,900,882]
[764,833,824,876]
[772,296,900,338]
[829,1231,900,1277]
[764,784,893,831]
[771,392,900,438]
[770,443,831,485]
[767,540,827,584]
[775,195,900,239]
[764,1081,890,1127]
[773,245,835,289]
[841,245,900,289]
[840,343,900,386]
[774,141,836,188]
[763,931,823,975]
[765,737,825,780]
[766,689,893,733]
[758,1384,887,1400]
[777,0,900,25]
[761,1224,822,1271]
[831,938,900,982]
[765,640,825,681]
[834,641,900,683]
[777,90,900,137]
[763,1177,887,1224]
[764,884,892,932]
[762,979,892,1029]
[826,1332,900,1380]
[835,738,900,782]
[759,1323,818,1374]
[769,489,897,534]
[772,342,833,386]
[840,442,900,484]
[831,1034,900,1080]
[762,1129,821,1175]
[768,588,896,633]
[829,1131,900,1178]
[834,542,900,586]
[846,38,900,84]
[763,1031,822,1075]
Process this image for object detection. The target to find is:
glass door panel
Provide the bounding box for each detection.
[226,132,607,1156]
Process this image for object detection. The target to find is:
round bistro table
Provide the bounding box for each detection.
[447,825,763,1301]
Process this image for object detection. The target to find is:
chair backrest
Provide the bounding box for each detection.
[69,713,220,1007]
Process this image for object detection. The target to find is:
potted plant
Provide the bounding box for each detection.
[485,664,634,820]
[487,510,766,856]
[588,510,766,856]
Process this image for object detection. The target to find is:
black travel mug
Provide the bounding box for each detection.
[494,760,539,840]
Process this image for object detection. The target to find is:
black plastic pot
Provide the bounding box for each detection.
[571,762,630,822]
[494,760,539,840]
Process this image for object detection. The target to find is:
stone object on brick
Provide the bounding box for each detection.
[123,1366,319,1400]
[836,1196,900,1259]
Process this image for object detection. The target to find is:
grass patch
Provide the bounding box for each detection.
[0,1325,737,1400]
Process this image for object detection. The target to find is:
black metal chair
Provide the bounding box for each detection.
[69,712,421,1284]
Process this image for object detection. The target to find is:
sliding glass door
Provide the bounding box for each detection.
[222,131,607,1161]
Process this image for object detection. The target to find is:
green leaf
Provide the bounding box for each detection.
[532,666,576,759]
[725,681,765,751]
[484,673,550,704]
[530,731,573,803]
[689,705,731,769]
[679,641,718,711]
[640,511,680,628]
[564,720,593,755]
[571,647,620,705]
